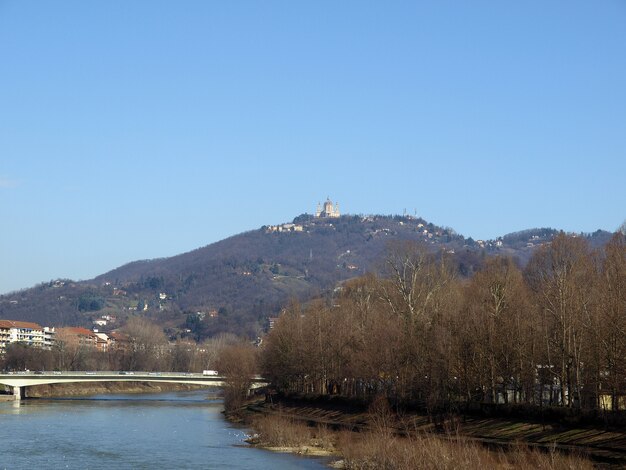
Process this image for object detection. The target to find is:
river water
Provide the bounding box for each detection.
[0,390,329,469]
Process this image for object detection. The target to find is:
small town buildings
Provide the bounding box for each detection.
[108,331,131,351]
[0,319,127,356]
[43,327,55,349]
[56,327,98,349]
[0,320,54,353]
[94,333,110,352]
[0,322,10,353]
[266,223,304,233]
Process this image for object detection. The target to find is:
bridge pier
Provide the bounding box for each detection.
[13,386,24,401]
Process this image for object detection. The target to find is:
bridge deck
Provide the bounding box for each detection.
[0,372,267,400]
[0,372,232,388]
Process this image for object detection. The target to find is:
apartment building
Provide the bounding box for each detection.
[0,320,55,353]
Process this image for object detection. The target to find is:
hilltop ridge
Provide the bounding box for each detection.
[0,213,614,339]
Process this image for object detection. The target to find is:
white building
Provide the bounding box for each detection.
[315,198,340,218]
[0,320,54,353]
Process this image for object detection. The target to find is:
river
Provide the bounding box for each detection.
[0,390,329,469]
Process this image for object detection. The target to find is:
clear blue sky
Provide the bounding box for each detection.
[1,1,625,294]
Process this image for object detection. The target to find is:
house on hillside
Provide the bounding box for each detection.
[268,317,280,330]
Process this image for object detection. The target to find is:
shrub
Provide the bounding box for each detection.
[251,415,313,448]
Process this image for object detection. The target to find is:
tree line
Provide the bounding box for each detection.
[260,232,626,412]
[0,317,237,374]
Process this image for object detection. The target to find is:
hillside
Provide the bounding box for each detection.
[0,214,614,339]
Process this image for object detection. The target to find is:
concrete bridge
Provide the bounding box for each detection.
[0,371,266,400]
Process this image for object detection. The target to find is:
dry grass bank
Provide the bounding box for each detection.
[248,414,336,456]
[248,414,594,469]
[338,432,593,470]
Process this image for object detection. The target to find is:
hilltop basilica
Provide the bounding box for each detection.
[315,198,340,218]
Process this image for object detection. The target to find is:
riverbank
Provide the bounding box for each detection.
[237,394,626,468]
[25,381,208,398]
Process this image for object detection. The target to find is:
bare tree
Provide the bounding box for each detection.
[463,257,534,404]
[526,233,593,407]
[217,341,257,412]
[121,317,168,371]
[598,232,626,410]
[378,241,456,403]
[379,241,453,327]
[53,329,88,371]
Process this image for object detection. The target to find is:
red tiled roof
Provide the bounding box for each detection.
[0,319,43,330]
[109,331,130,342]
[57,327,95,337]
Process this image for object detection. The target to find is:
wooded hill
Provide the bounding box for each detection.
[0,214,614,340]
